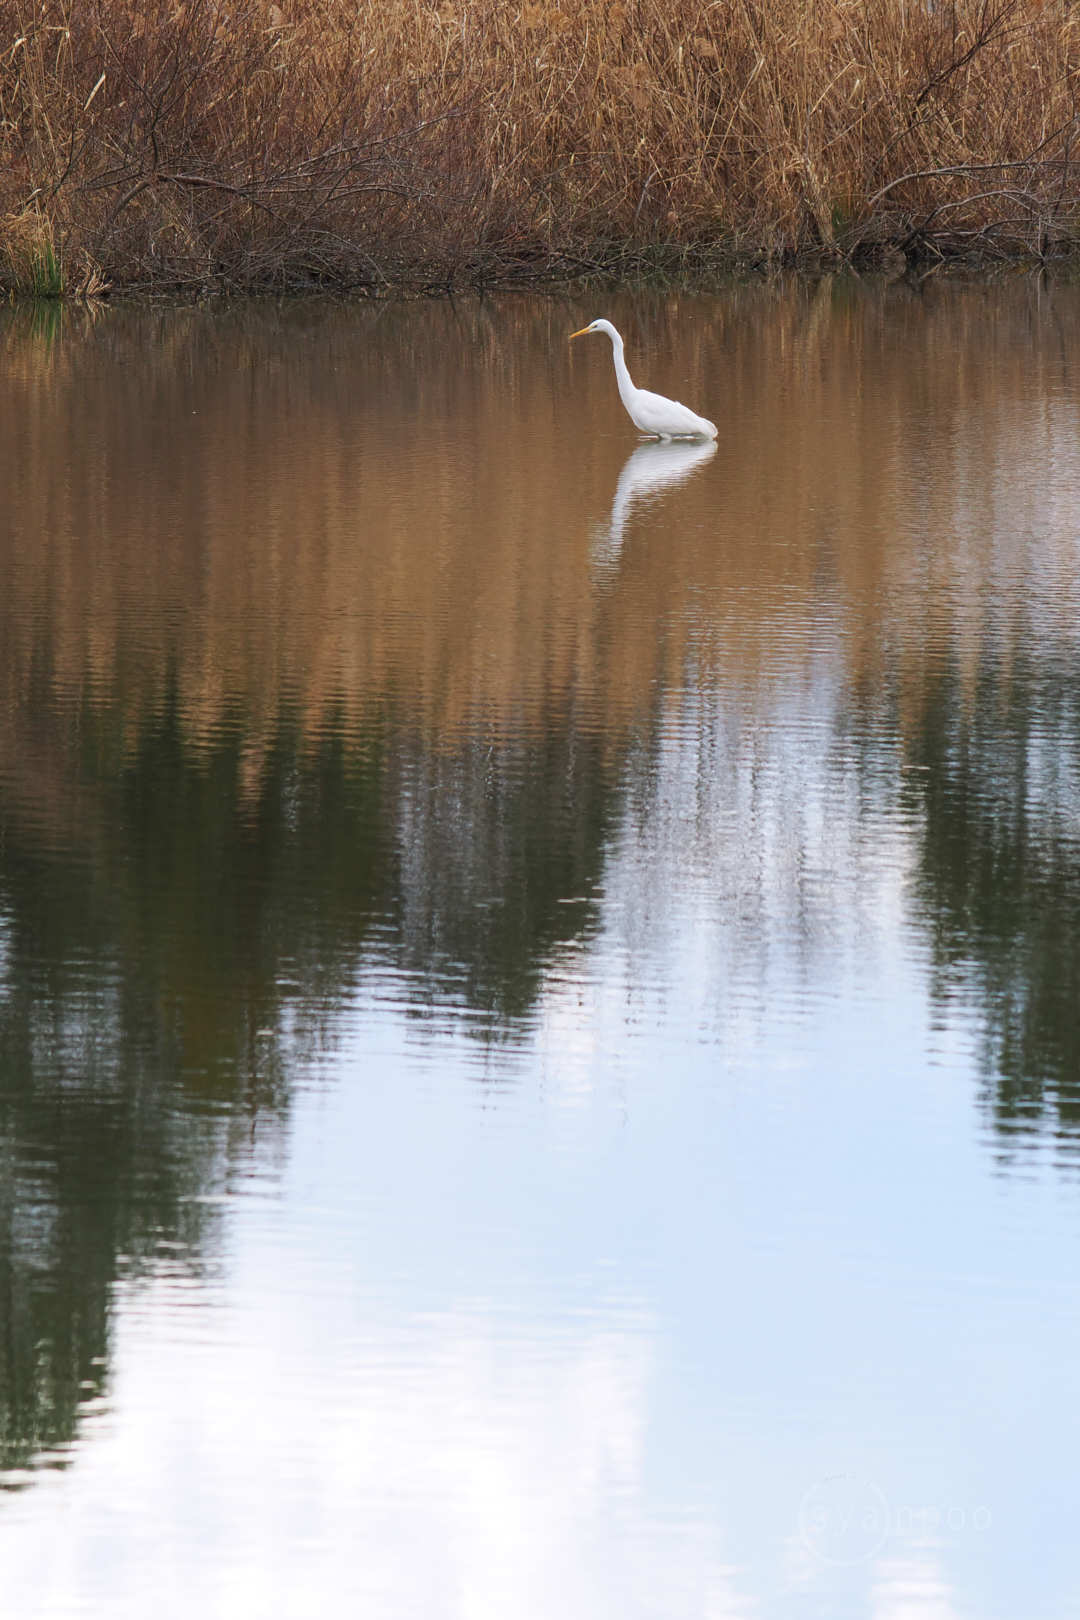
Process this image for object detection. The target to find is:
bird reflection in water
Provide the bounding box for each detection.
[592,437,717,572]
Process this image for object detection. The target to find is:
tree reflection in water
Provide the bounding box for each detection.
[900,645,1080,1157]
[0,671,623,1478]
[0,678,391,1479]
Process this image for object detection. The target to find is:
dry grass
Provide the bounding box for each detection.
[3,0,1080,292]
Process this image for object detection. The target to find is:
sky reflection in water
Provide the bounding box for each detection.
[0,283,1079,1618]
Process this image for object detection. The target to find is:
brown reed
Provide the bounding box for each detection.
[3,0,1080,294]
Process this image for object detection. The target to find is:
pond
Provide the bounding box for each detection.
[0,279,1078,1618]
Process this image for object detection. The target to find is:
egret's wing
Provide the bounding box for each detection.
[630,387,717,438]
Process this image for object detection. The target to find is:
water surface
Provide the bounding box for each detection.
[1,281,1079,1618]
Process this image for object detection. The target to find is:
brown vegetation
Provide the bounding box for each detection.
[3,0,1080,292]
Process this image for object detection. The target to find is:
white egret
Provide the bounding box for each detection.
[569,318,718,441]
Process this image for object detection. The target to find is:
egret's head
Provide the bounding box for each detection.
[569,319,610,340]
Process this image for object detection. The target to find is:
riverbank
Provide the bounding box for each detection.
[3,0,1079,297]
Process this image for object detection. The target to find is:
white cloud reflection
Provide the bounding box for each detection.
[0,1257,752,1620]
[869,1557,963,1620]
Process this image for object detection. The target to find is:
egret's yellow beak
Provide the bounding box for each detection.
[568,326,593,340]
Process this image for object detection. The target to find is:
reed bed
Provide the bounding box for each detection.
[3,0,1080,294]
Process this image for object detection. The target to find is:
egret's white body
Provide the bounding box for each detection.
[569,318,718,441]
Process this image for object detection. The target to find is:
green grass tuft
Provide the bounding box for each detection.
[28,240,64,299]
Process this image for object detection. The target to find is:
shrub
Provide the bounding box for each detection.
[2,0,1079,292]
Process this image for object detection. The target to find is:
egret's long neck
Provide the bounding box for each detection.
[607,330,637,411]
